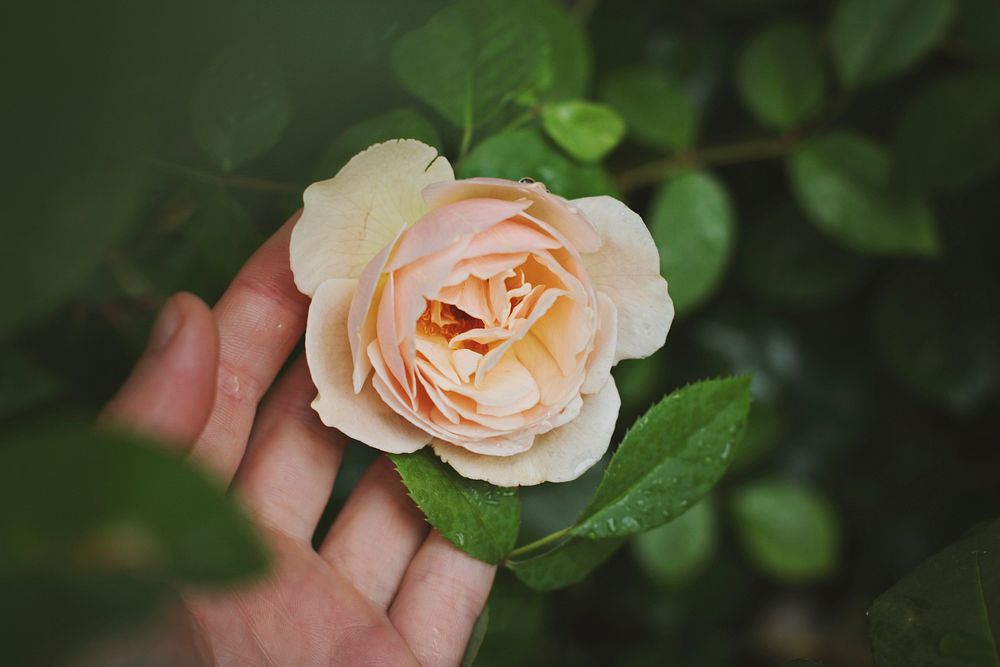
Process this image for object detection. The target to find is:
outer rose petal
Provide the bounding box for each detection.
[431,377,621,486]
[290,139,454,296]
[306,278,428,454]
[573,196,673,362]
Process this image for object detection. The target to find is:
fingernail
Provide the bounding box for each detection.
[148,297,183,353]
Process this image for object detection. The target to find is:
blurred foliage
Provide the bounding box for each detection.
[4,0,1000,664]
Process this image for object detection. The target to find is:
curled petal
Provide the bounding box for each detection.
[306,279,428,454]
[431,377,621,486]
[581,292,618,394]
[291,139,453,296]
[574,196,673,362]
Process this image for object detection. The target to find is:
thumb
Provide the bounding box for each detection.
[102,292,219,449]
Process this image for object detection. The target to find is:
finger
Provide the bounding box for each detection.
[389,531,495,667]
[190,213,310,481]
[232,356,346,542]
[102,292,219,447]
[319,457,429,609]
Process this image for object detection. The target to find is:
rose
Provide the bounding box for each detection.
[290,139,672,486]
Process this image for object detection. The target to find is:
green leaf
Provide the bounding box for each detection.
[631,496,717,588]
[391,449,519,564]
[0,349,62,418]
[870,518,1000,666]
[541,100,625,163]
[735,22,827,129]
[535,0,591,101]
[392,0,547,130]
[601,67,698,151]
[190,41,292,172]
[0,424,268,584]
[892,72,1000,195]
[572,376,752,539]
[788,132,940,256]
[738,205,868,306]
[873,268,1000,413]
[459,128,618,200]
[650,170,735,316]
[829,0,956,88]
[731,480,839,583]
[508,537,624,592]
[956,0,1000,63]
[462,606,490,667]
[315,108,442,179]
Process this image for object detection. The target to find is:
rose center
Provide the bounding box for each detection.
[417,302,489,354]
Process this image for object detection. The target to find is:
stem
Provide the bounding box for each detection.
[150,159,302,195]
[615,135,798,193]
[505,526,572,562]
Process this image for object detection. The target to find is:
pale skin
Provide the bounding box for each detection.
[103,213,494,666]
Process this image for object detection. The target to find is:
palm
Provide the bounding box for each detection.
[105,217,493,666]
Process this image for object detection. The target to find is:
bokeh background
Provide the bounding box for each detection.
[4,0,1000,664]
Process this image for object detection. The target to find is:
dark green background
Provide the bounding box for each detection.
[3,0,1000,664]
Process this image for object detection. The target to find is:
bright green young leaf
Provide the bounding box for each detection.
[572,376,752,539]
[390,449,519,564]
[632,496,717,587]
[0,425,269,584]
[183,192,263,283]
[829,0,956,88]
[601,67,699,151]
[788,132,940,256]
[736,22,827,129]
[738,206,867,306]
[459,128,618,199]
[190,42,292,172]
[731,480,839,583]
[535,0,591,101]
[892,72,1000,195]
[650,170,735,316]
[392,0,547,130]
[873,268,1000,413]
[869,518,1000,667]
[507,537,624,592]
[315,108,442,179]
[0,349,62,418]
[461,606,490,667]
[541,100,625,163]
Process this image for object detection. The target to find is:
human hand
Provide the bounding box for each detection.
[102,214,494,666]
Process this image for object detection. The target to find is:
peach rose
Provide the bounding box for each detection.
[290,139,672,486]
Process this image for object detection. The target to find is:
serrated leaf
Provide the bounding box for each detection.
[731,480,839,583]
[736,21,826,129]
[571,376,752,539]
[870,518,1000,666]
[315,108,442,179]
[650,170,735,316]
[190,41,292,172]
[631,495,717,588]
[788,132,940,256]
[507,537,624,592]
[830,0,956,88]
[392,0,547,130]
[459,128,618,199]
[892,72,1000,195]
[541,100,625,163]
[601,67,698,151]
[391,449,519,564]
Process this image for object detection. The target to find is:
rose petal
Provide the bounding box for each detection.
[574,196,673,362]
[431,377,621,486]
[291,139,453,296]
[424,177,602,253]
[306,278,428,454]
[581,292,618,394]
